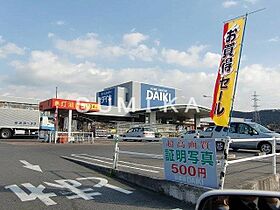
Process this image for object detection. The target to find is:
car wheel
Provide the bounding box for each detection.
[216,141,225,151]
[259,142,272,154]
[0,129,12,139]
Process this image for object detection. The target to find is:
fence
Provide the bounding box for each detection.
[218,136,280,189]
[112,135,162,169]
[111,135,280,190]
[39,131,94,144]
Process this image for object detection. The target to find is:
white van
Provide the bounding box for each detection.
[201,122,280,153]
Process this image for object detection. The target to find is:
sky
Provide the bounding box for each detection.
[0,0,279,111]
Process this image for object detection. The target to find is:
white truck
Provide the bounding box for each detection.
[0,106,54,139]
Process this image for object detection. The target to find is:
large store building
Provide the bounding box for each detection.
[90,81,210,128]
[1,81,212,137]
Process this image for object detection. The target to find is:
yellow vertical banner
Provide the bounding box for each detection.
[210,16,246,127]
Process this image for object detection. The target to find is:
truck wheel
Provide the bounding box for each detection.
[216,141,225,151]
[0,129,12,139]
[258,142,272,154]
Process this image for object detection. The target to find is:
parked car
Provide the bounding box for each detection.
[122,127,155,141]
[180,129,203,138]
[180,126,215,139]
[204,122,280,153]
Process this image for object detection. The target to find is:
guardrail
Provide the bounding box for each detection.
[40,131,94,144]
[219,136,280,189]
[112,135,280,190]
[112,135,162,169]
[56,131,94,143]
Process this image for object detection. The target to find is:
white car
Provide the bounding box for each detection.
[180,129,202,138]
[180,127,215,139]
[122,127,155,141]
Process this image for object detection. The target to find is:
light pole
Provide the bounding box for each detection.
[55,87,58,99]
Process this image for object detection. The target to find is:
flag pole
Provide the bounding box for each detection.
[220,9,265,189]
[220,15,248,189]
[228,8,265,127]
[227,13,248,128]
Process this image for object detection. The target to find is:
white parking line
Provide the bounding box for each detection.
[71,154,160,173]
[118,150,163,159]
[71,154,113,165]
[118,163,159,173]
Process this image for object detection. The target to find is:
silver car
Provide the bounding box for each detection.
[122,127,155,141]
[209,122,280,153]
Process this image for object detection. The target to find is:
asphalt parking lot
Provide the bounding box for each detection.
[63,139,280,189]
[0,139,192,210]
[1,138,279,210]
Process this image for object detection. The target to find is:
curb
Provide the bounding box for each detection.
[61,155,280,204]
[235,173,280,191]
[61,156,209,205]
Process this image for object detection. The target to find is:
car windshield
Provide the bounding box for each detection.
[250,123,273,133]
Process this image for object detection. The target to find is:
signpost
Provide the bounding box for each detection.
[162,138,218,189]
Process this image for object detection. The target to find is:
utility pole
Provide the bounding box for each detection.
[55,87,58,99]
[252,91,261,123]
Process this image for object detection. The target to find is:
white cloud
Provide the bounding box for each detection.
[54,32,157,61]
[0,36,5,44]
[7,49,279,110]
[7,50,215,102]
[244,0,258,4]
[48,33,55,38]
[0,39,25,58]
[103,46,126,57]
[56,20,65,26]
[55,33,101,58]
[222,0,238,8]
[268,36,279,42]
[234,64,280,110]
[161,45,220,68]
[123,32,148,47]
[128,44,157,61]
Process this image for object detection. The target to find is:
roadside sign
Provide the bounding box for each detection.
[162,138,218,189]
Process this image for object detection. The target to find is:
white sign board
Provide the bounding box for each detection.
[162,138,218,189]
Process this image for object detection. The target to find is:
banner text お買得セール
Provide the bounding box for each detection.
[210,17,246,127]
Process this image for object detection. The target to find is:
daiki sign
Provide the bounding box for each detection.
[162,138,218,189]
[140,83,176,108]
